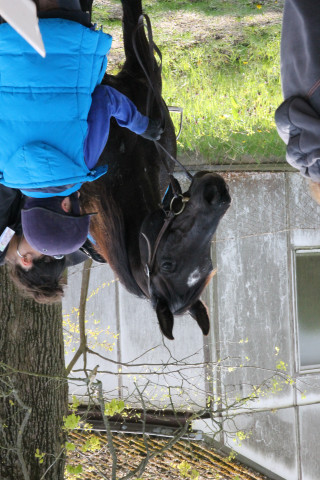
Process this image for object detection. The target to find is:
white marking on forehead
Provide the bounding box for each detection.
[187,268,201,288]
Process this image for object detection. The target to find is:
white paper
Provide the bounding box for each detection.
[0,0,46,57]
[0,227,15,252]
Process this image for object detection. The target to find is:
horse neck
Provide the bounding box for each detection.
[87,150,161,297]
[116,157,161,256]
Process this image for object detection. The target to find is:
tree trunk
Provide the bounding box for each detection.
[0,266,68,480]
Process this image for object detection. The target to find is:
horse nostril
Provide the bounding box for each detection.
[203,184,219,205]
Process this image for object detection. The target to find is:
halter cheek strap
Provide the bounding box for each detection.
[141,194,190,295]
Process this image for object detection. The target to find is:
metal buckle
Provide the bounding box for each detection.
[169,194,189,216]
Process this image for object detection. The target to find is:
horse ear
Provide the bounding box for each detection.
[162,178,183,211]
[155,297,174,340]
[189,300,210,336]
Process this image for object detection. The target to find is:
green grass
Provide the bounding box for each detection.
[93,0,285,164]
[143,0,283,17]
[92,4,122,26]
[161,24,284,163]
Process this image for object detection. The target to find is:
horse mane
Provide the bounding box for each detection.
[80,181,144,298]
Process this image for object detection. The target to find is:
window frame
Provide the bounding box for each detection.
[292,247,320,374]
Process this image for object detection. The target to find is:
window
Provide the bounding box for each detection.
[295,249,320,370]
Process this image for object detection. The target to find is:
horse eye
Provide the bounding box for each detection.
[160,260,176,273]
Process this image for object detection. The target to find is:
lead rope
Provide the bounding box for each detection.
[132,14,194,192]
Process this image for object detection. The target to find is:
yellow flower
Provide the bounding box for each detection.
[256,4,262,8]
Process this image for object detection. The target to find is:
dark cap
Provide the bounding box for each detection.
[21,196,92,256]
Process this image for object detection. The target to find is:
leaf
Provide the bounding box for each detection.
[232,108,239,120]
[177,460,191,477]
[231,97,238,109]
[104,399,125,417]
[66,464,83,475]
[276,360,287,371]
[236,430,247,441]
[63,413,80,430]
[190,469,199,480]
[65,442,76,452]
[81,435,101,453]
[71,395,80,411]
[34,449,45,463]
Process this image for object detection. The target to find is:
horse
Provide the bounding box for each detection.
[81,0,231,340]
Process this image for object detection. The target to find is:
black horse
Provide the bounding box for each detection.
[81,0,231,340]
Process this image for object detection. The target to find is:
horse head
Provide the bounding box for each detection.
[138,171,231,340]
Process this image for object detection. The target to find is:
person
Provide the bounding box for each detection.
[0,0,162,259]
[275,0,320,202]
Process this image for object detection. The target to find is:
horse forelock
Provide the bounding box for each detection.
[80,181,144,298]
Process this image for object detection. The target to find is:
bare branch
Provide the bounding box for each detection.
[12,389,32,480]
[66,259,92,376]
[96,381,118,480]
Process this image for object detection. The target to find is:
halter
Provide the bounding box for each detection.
[141,193,190,295]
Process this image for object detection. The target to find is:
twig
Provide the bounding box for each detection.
[78,449,109,479]
[120,411,201,480]
[136,383,150,462]
[97,381,118,480]
[39,448,65,480]
[66,259,92,376]
[12,389,32,480]
[84,348,230,369]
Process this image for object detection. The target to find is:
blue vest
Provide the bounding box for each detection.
[0,19,112,197]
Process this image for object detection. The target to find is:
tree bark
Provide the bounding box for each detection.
[0,266,68,480]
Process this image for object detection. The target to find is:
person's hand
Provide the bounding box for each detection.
[140,118,164,141]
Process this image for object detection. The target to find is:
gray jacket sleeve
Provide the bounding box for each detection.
[275,97,320,181]
[276,1,320,180]
[281,0,320,103]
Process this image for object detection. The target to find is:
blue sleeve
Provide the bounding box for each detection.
[101,85,149,134]
[84,85,150,170]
